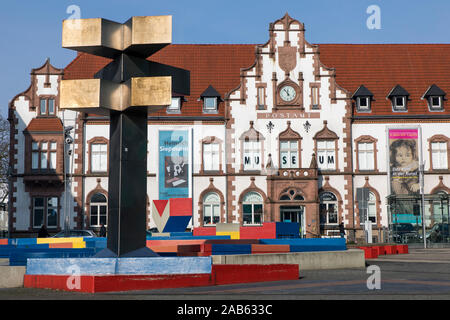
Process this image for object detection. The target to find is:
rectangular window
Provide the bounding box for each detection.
[203,204,220,225]
[392,96,407,111]
[243,203,263,225]
[431,142,448,169]
[317,140,336,170]
[429,96,443,110]
[368,202,377,223]
[358,97,370,111]
[243,141,261,171]
[358,142,374,170]
[49,142,57,170]
[204,98,217,111]
[280,140,299,168]
[312,87,319,109]
[91,143,108,172]
[203,143,220,171]
[40,99,47,115]
[33,197,45,228]
[33,196,58,228]
[167,97,181,113]
[40,142,48,169]
[32,142,39,169]
[48,99,55,114]
[257,87,265,109]
[47,197,58,228]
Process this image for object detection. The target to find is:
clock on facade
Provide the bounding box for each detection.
[280,85,296,102]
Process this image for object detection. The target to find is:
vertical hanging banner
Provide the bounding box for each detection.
[158,130,191,200]
[388,128,421,223]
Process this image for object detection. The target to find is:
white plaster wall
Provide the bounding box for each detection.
[36,75,59,96]
[13,96,36,174]
[13,178,30,231]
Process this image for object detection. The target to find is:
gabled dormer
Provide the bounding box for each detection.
[199,85,223,114]
[352,85,374,112]
[387,85,409,112]
[422,84,446,111]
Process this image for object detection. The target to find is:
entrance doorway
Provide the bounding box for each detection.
[280,206,305,237]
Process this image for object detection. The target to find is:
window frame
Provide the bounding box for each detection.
[202,192,221,226]
[32,196,59,229]
[357,142,375,171]
[31,140,58,172]
[89,193,108,227]
[317,140,337,171]
[279,139,299,169]
[243,140,262,171]
[319,192,338,226]
[166,97,182,113]
[203,97,218,112]
[242,192,264,226]
[39,98,56,116]
[431,141,448,170]
[357,96,371,112]
[391,96,408,111]
[359,192,377,225]
[428,96,444,111]
[202,142,220,172]
[90,143,108,173]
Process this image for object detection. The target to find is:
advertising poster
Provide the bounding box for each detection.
[388,128,421,223]
[159,130,190,200]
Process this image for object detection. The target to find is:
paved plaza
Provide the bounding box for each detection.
[0,248,449,301]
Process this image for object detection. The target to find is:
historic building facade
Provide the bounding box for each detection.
[8,14,450,241]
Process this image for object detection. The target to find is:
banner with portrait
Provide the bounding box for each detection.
[158,130,191,200]
[388,128,421,222]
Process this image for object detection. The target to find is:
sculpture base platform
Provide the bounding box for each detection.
[23,256,298,293]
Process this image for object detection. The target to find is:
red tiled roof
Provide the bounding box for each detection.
[63,44,257,117]
[63,43,450,116]
[318,44,450,115]
[25,117,64,132]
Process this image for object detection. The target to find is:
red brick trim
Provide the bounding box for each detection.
[430,176,450,194]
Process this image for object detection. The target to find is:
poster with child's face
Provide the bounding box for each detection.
[388,129,420,195]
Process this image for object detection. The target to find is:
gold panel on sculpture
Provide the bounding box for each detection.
[62,18,124,57]
[127,16,172,46]
[129,77,172,107]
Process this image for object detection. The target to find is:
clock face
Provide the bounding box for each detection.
[280,85,296,102]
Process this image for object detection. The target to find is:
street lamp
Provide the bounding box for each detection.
[419,163,426,249]
[63,125,74,236]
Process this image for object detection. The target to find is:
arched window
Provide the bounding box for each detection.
[203,192,220,225]
[319,192,338,225]
[90,193,107,227]
[242,192,263,225]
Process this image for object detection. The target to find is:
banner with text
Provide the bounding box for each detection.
[159,130,190,200]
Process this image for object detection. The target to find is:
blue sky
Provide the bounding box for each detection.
[1,0,449,118]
